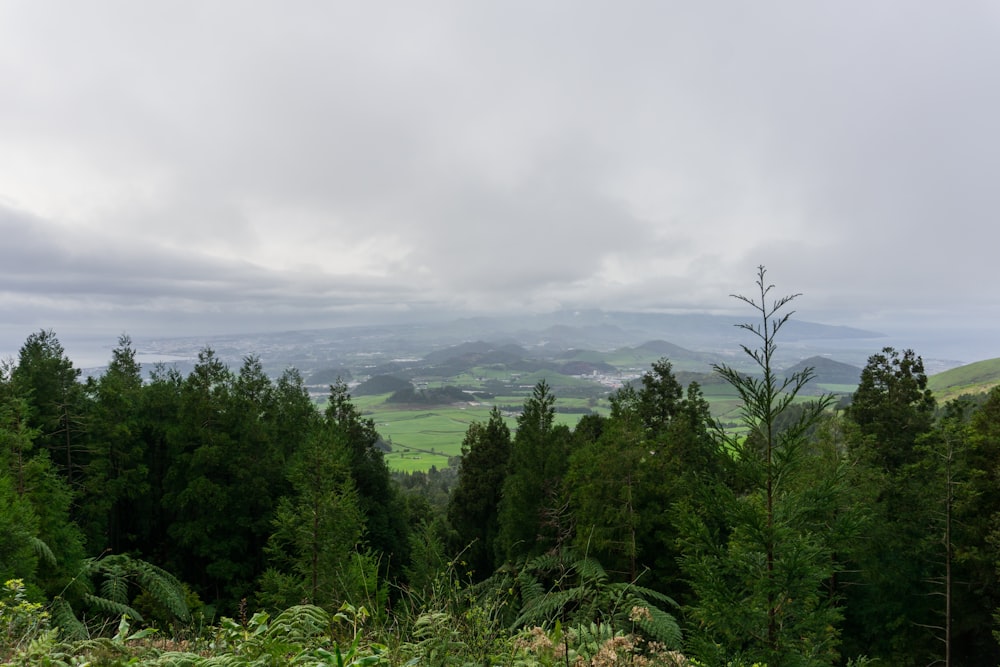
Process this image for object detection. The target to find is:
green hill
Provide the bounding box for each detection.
[928,357,1000,402]
[781,356,861,394]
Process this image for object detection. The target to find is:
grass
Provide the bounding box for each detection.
[358,379,790,472]
[355,366,846,473]
[928,357,1000,403]
[356,393,604,472]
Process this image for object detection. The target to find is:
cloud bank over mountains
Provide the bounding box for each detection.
[2,2,999,359]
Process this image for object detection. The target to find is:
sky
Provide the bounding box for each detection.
[2,1,1000,363]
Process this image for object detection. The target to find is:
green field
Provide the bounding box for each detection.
[352,379,750,472]
[354,393,602,472]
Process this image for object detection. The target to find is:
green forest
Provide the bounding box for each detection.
[3,268,1000,666]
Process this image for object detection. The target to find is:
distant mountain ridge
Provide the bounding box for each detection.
[116,308,898,383]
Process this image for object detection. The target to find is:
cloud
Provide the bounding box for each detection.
[0,1,998,359]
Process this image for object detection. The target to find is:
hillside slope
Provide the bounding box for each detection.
[928,357,1000,402]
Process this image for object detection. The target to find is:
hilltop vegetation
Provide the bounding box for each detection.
[4,272,1000,666]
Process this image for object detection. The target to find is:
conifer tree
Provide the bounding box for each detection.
[324,381,409,577]
[676,266,849,666]
[12,330,86,487]
[80,334,148,554]
[259,427,364,611]
[448,406,512,580]
[840,347,939,664]
[566,362,718,592]
[496,380,571,563]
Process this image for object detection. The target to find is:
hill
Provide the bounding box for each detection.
[928,357,1000,402]
[354,374,413,396]
[782,356,861,393]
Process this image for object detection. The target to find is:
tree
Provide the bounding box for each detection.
[0,392,85,600]
[323,381,409,578]
[676,266,849,666]
[11,330,86,487]
[496,381,572,564]
[259,427,365,611]
[840,347,939,664]
[161,348,242,605]
[447,406,512,580]
[79,334,149,553]
[847,346,935,472]
[567,364,719,593]
[134,362,184,565]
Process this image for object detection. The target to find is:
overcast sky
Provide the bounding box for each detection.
[2,2,999,361]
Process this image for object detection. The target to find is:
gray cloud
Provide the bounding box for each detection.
[1,1,999,359]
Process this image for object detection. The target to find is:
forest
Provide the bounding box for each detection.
[3,268,1000,666]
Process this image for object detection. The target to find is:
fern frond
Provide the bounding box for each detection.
[73,636,128,656]
[30,535,58,566]
[131,558,191,622]
[49,596,88,640]
[572,556,608,585]
[612,582,678,609]
[514,587,583,628]
[101,570,130,605]
[630,604,682,648]
[515,570,546,608]
[144,652,204,667]
[84,592,142,621]
[266,604,331,643]
[195,655,249,667]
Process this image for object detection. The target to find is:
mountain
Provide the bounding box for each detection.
[106,309,898,383]
[782,356,862,388]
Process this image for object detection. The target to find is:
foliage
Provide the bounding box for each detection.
[324,382,410,582]
[566,362,719,591]
[847,346,935,472]
[1,579,50,660]
[447,406,512,579]
[510,549,682,650]
[677,267,850,666]
[496,381,573,563]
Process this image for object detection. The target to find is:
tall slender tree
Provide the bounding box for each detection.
[80,334,148,553]
[496,380,571,563]
[324,381,409,577]
[840,347,939,664]
[676,266,849,666]
[448,406,512,580]
[12,330,86,487]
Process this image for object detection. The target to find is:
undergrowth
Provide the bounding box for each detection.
[1,552,694,666]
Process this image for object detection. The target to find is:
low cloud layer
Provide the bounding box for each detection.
[2,2,999,359]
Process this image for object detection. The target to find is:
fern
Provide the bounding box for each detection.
[627,601,682,647]
[85,591,142,621]
[507,548,684,651]
[100,570,130,607]
[265,604,330,643]
[130,557,192,623]
[48,596,87,640]
[145,653,205,667]
[29,536,57,567]
[196,656,250,667]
